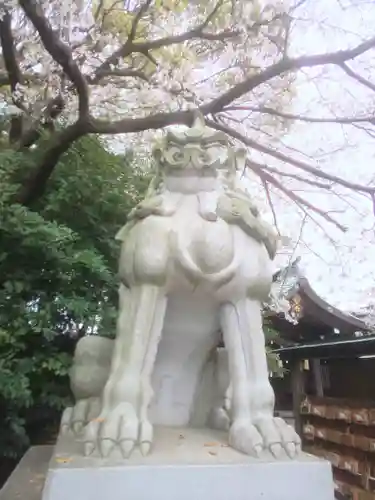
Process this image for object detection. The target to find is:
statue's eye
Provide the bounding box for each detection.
[167,146,185,162]
[173,151,184,161]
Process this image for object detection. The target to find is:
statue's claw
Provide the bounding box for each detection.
[229,419,264,457]
[82,403,154,459]
[254,417,302,459]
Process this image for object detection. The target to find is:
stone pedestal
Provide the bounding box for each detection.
[42,427,335,500]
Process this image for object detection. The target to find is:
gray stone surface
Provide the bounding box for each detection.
[0,446,52,500]
[42,427,335,500]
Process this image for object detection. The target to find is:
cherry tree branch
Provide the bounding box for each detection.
[18,0,89,117]
[14,121,88,206]
[0,70,45,87]
[0,11,23,141]
[339,62,375,93]
[205,34,375,114]
[0,71,11,86]
[94,3,240,76]
[88,34,375,133]
[19,95,65,148]
[249,160,347,232]
[93,0,105,21]
[222,105,375,125]
[86,108,196,134]
[0,13,22,93]
[201,0,225,28]
[206,119,375,198]
[262,179,281,235]
[129,0,152,41]
[10,1,375,210]
[262,164,333,190]
[92,68,149,83]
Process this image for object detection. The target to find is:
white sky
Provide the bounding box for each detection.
[267,0,375,313]
[105,0,374,315]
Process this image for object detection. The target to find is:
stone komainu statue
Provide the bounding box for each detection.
[60,114,301,460]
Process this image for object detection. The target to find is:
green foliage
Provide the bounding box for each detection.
[263,317,285,377]
[0,136,149,458]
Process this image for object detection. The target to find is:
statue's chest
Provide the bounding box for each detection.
[171,194,235,275]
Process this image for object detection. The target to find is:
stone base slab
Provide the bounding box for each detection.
[0,446,52,500]
[42,427,335,500]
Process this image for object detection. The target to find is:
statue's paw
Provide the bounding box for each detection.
[60,398,100,436]
[254,417,302,459]
[82,402,153,459]
[229,419,263,457]
[208,406,231,431]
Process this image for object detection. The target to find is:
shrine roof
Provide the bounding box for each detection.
[268,261,370,357]
[272,333,375,360]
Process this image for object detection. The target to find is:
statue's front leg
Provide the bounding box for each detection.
[241,299,301,458]
[220,298,301,458]
[220,301,264,456]
[83,284,167,459]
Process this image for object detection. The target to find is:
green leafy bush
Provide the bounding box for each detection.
[0,136,149,458]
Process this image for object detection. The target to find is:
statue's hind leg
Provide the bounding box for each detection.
[220,298,301,458]
[60,336,113,436]
[208,349,231,431]
[83,284,167,459]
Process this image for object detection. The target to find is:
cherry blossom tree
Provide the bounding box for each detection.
[1,0,375,310]
[0,0,373,211]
